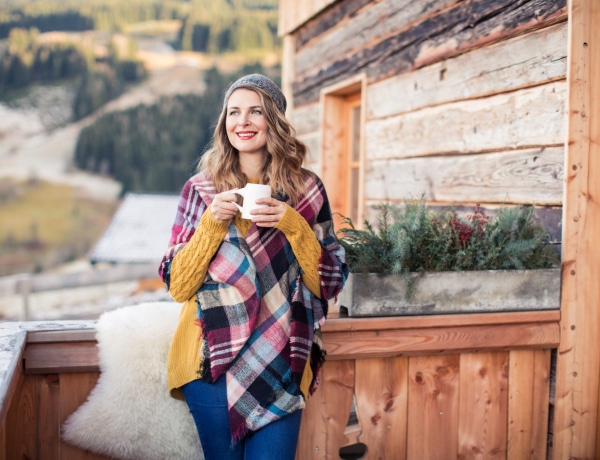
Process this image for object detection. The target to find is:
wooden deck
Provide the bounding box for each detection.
[0,309,560,459]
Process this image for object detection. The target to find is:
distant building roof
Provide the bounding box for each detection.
[89,193,180,264]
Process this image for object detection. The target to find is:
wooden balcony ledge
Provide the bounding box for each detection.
[0,309,561,459]
[0,320,97,428]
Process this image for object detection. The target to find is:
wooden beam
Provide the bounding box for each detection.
[23,342,99,374]
[323,322,560,360]
[552,0,600,458]
[323,310,560,332]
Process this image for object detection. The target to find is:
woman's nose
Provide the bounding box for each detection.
[238,113,250,125]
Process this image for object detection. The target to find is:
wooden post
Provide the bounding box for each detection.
[17,275,32,321]
[552,0,600,457]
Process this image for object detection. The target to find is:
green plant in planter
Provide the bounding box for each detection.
[337,196,559,299]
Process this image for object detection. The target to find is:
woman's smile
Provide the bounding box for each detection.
[236,131,257,140]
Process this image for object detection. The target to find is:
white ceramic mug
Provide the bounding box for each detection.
[232,183,272,219]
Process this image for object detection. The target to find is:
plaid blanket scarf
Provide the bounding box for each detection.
[166,171,347,444]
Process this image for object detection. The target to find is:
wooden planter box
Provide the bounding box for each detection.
[338,268,561,317]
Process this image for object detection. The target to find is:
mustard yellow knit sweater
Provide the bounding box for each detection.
[167,204,323,400]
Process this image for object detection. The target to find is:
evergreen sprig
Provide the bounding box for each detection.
[337,196,559,275]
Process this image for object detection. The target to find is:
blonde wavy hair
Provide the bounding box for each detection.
[198,85,312,206]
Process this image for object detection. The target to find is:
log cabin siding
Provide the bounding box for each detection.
[364,146,564,207]
[281,0,567,223]
[366,22,568,120]
[290,0,567,107]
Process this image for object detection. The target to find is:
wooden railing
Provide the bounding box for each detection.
[300,310,560,459]
[0,263,160,320]
[0,310,560,459]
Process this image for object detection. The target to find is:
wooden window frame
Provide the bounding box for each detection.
[320,74,366,229]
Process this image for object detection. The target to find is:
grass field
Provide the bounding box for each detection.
[0,179,119,275]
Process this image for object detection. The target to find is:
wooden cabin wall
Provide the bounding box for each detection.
[282,0,567,223]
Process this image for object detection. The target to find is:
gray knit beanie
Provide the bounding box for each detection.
[223,73,287,114]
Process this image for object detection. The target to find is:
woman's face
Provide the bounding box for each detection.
[225,88,268,157]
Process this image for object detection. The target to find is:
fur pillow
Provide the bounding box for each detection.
[62,301,204,460]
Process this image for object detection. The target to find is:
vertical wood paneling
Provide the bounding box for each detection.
[354,357,408,459]
[458,352,509,459]
[507,350,535,458]
[296,359,355,460]
[39,374,60,460]
[553,0,600,458]
[0,426,5,460]
[530,349,551,458]
[407,355,460,460]
[59,372,107,460]
[6,374,40,460]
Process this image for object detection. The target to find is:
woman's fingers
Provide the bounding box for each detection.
[210,191,239,221]
[252,198,285,227]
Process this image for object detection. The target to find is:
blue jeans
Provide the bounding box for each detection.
[182,377,303,460]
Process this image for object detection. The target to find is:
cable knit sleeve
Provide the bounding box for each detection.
[168,210,229,302]
[276,173,348,301]
[276,205,322,297]
[158,175,229,302]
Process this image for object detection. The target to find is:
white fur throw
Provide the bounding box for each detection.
[62,301,204,460]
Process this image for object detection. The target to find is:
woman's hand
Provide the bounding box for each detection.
[209,190,240,222]
[252,197,287,227]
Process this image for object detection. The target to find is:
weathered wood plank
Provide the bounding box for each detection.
[292,0,567,105]
[458,352,509,458]
[278,0,338,36]
[365,81,566,160]
[0,265,159,299]
[323,322,560,360]
[298,132,321,168]
[552,0,600,458]
[293,0,377,49]
[365,146,564,206]
[407,355,460,459]
[295,0,457,76]
[24,342,99,374]
[367,21,568,119]
[296,359,355,460]
[354,357,408,459]
[289,102,320,135]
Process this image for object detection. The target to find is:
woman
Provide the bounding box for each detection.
[159,73,348,459]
